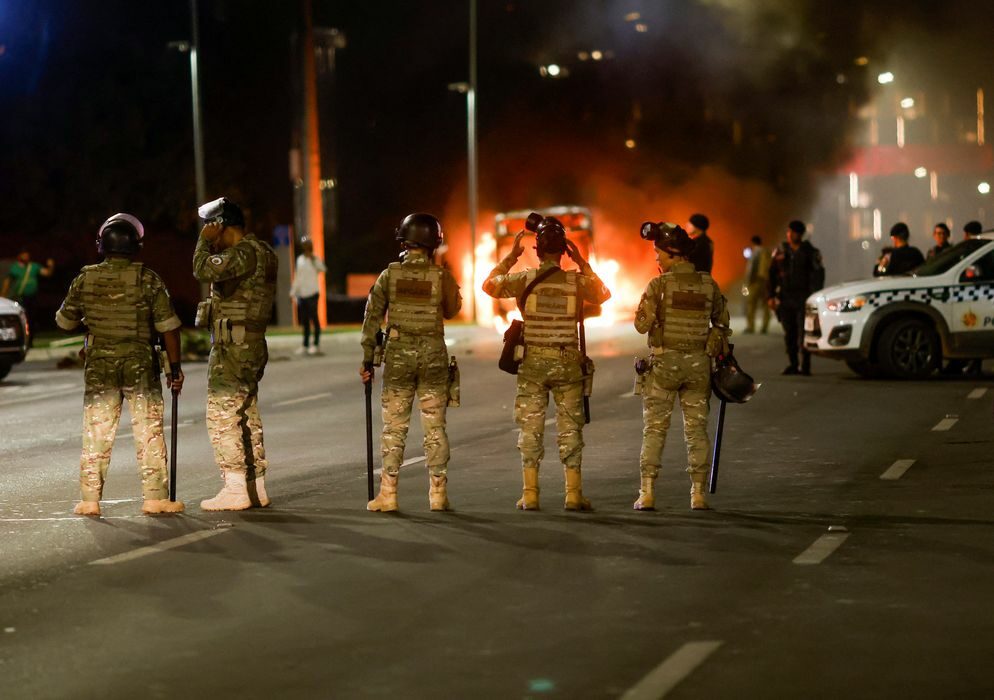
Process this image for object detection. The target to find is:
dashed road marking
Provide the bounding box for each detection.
[793,533,850,565]
[620,641,723,700]
[619,390,636,398]
[967,388,988,399]
[274,392,332,407]
[931,417,958,432]
[89,529,229,566]
[880,459,916,481]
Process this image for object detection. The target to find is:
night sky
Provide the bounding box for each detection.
[2,0,993,322]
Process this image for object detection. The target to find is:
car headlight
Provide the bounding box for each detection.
[826,295,867,313]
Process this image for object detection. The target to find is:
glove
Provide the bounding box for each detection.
[705,327,731,358]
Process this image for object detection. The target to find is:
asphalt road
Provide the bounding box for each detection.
[1,323,992,699]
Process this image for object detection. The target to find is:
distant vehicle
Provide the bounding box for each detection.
[0,297,30,381]
[805,234,994,378]
[492,205,600,319]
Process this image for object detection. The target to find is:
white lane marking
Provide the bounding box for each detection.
[620,641,723,700]
[880,459,916,480]
[373,455,426,476]
[931,417,958,432]
[1,516,147,522]
[0,386,82,408]
[89,529,230,566]
[545,417,556,425]
[967,388,988,399]
[274,392,332,407]
[619,390,636,398]
[793,533,850,565]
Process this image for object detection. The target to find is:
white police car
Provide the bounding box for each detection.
[805,234,994,378]
[0,296,30,381]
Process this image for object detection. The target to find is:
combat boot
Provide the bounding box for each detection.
[563,468,593,511]
[367,472,399,512]
[428,474,449,511]
[248,475,271,508]
[201,470,252,511]
[142,499,186,514]
[633,475,656,511]
[516,465,540,510]
[74,501,101,517]
[690,478,710,510]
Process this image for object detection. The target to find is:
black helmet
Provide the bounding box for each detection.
[198,197,245,227]
[524,213,567,256]
[640,221,693,257]
[711,351,759,403]
[97,213,144,256]
[396,213,443,250]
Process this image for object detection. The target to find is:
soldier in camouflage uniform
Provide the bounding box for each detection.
[56,213,185,516]
[360,213,462,512]
[482,217,611,511]
[193,198,277,511]
[634,222,731,511]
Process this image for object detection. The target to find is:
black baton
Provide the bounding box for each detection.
[364,362,375,501]
[708,398,727,494]
[169,369,179,501]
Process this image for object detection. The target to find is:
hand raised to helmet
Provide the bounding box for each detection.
[565,239,586,266]
[509,230,527,259]
[201,221,223,242]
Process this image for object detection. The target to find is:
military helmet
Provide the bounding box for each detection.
[396,213,443,250]
[524,213,567,256]
[640,221,693,257]
[198,197,245,228]
[97,213,144,256]
[711,352,759,403]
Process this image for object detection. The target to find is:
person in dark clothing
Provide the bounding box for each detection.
[927,223,952,259]
[687,213,714,273]
[963,220,983,240]
[767,220,824,376]
[873,222,925,276]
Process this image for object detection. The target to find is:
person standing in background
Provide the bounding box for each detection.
[687,213,714,274]
[927,223,952,259]
[290,239,326,356]
[963,220,983,240]
[743,235,772,334]
[2,250,55,328]
[767,220,824,376]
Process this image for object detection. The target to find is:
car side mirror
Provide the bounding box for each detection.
[959,265,982,283]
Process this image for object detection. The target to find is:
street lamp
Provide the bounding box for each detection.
[877,71,894,84]
[167,0,206,206]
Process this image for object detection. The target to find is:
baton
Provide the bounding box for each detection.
[169,369,179,501]
[708,398,727,494]
[578,303,591,424]
[364,362,375,501]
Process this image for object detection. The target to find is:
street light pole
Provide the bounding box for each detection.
[467,0,479,323]
[189,0,206,205]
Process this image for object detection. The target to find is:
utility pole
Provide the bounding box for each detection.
[189,0,206,206]
[467,0,479,323]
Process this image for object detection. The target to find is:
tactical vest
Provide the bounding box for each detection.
[80,262,152,342]
[212,237,278,331]
[386,262,444,335]
[659,271,714,351]
[522,269,579,347]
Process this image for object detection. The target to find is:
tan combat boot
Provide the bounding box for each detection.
[367,472,399,512]
[690,477,710,510]
[633,475,656,511]
[248,474,271,508]
[74,501,101,517]
[201,470,252,511]
[516,465,540,510]
[142,499,186,514]
[564,468,593,511]
[428,474,449,512]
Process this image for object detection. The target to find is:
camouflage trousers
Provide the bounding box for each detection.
[79,353,168,501]
[380,335,449,477]
[206,340,268,478]
[515,351,585,471]
[640,348,712,479]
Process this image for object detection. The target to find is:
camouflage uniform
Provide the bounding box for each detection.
[483,256,610,509]
[193,232,277,494]
[55,258,182,503]
[361,249,462,485]
[634,260,730,508]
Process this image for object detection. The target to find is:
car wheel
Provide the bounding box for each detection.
[877,318,940,379]
[845,359,882,378]
[0,361,11,381]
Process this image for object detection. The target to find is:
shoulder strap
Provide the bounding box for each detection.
[517,266,560,308]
